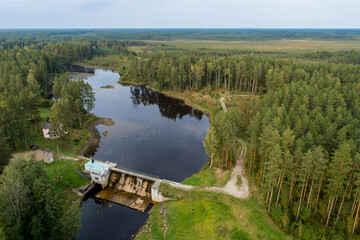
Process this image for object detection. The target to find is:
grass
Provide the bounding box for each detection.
[182,162,232,188]
[237,176,242,187]
[137,184,289,240]
[43,158,88,194]
[43,158,88,206]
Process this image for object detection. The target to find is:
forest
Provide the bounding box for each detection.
[1,29,360,239]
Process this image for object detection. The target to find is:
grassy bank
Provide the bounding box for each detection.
[137,183,289,240]
[182,162,232,188]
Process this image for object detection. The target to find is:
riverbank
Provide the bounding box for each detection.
[118,79,219,119]
[78,117,115,157]
[73,62,120,72]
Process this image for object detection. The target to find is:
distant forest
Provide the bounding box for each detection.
[1,29,360,43]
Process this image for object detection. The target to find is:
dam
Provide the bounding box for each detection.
[83,159,168,212]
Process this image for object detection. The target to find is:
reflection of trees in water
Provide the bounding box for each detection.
[64,64,95,74]
[130,86,203,121]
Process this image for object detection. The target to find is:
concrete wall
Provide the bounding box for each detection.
[151,180,168,203]
[108,168,168,203]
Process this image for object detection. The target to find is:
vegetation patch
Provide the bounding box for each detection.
[182,163,232,188]
[137,183,288,240]
[100,85,115,89]
[236,176,242,187]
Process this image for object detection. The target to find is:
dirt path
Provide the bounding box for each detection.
[163,97,250,199]
[206,139,250,199]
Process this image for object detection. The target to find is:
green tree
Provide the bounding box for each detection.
[203,125,220,168]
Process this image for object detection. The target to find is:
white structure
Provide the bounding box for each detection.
[41,123,52,139]
[151,180,169,203]
[84,160,112,188]
[41,123,60,139]
[42,149,54,163]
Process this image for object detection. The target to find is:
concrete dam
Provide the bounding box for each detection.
[83,159,167,212]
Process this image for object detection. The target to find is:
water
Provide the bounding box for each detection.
[67,65,210,239]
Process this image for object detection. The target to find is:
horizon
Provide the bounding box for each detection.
[1,28,360,30]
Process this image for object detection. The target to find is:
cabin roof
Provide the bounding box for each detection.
[85,160,109,173]
[41,123,52,129]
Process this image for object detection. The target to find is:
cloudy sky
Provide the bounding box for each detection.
[0,0,359,28]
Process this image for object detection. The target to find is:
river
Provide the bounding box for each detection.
[66,65,210,239]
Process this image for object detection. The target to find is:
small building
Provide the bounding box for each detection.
[41,123,60,139]
[84,160,111,187]
[42,149,54,163]
[41,123,52,139]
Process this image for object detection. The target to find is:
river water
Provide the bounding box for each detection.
[66,65,209,239]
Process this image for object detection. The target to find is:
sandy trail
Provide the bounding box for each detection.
[205,139,250,199]
[163,97,250,199]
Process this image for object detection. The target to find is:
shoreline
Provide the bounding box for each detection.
[77,117,115,157]
[119,80,212,118]
[72,62,120,72]
[146,86,212,119]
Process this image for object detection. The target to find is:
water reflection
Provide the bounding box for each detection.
[129,86,204,121]
[64,64,95,74]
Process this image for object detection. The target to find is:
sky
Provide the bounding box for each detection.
[0,0,359,28]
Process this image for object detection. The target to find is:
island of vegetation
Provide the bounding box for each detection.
[1,29,360,239]
[100,85,115,89]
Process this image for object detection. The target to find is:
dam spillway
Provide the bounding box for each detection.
[83,159,167,212]
[96,170,154,211]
